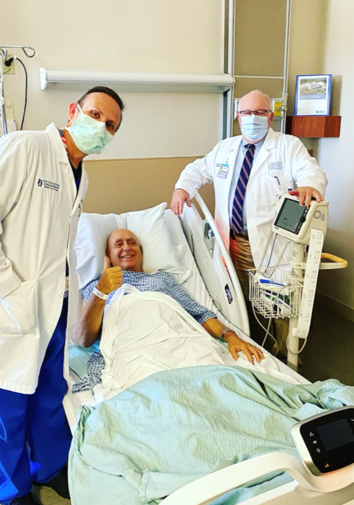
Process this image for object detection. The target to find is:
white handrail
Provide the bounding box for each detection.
[161,451,354,505]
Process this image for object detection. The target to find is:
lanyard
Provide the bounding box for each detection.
[58,128,69,153]
[58,129,82,189]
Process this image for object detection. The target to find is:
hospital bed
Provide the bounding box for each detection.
[65,194,354,505]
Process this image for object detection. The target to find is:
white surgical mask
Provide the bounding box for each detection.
[65,104,114,155]
[240,115,269,142]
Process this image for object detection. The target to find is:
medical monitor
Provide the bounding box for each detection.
[274,198,308,235]
[272,194,328,245]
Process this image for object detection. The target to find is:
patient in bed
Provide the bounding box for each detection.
[73,229,264,394]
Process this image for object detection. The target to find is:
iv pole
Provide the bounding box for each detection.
[0,45,35,136]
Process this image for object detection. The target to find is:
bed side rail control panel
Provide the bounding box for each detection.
[203,222,215,256]
[291,406,354,476]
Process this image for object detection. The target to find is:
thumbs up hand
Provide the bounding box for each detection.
[103,256,111,271]
[96,256,124,295]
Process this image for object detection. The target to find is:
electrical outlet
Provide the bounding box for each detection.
[1,54,15,75]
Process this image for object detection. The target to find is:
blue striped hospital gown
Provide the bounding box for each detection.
[82,270,216,325]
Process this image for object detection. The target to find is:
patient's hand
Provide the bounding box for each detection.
[171,188,191,216]
[225,332,265,365]
[202,319,265,365]
[97,256,124,295]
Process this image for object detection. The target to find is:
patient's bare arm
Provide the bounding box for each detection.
[76,297,106,348]
[202,318,265,365]
[75,257,124,348]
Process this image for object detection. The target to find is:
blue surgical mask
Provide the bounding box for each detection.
[65,104,114,155]
[240,115,269,142]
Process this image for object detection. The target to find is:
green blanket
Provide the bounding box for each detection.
[69,365,354,505]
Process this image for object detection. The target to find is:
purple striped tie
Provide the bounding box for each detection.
[231,143,256,234]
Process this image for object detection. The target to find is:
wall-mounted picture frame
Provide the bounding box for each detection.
[295,74,332,116]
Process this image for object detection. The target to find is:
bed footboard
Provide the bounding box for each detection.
[161,451,354,505]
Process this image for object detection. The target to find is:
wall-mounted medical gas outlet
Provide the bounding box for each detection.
[1,54,15,75]
[273,99,286,117]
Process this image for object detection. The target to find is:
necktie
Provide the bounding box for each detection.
[231,143,256,234]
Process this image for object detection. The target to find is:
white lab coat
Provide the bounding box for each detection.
[0,123,88,394]
[175,128,327,269]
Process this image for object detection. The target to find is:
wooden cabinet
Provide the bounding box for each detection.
[286,116,341,138]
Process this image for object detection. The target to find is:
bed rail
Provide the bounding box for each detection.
[180,192,249,336]
[161,451,354,505]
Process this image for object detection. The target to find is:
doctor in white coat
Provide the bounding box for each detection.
[171,90,327,357]
[0,87,124,505]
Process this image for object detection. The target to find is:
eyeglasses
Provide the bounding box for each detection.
[238,109,271,117]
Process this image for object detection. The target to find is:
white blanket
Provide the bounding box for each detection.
[94,286,234,401]
[92,286,304,403]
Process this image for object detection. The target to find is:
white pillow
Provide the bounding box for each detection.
[74,203,190,290]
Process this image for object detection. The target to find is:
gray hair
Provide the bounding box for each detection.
[239,90,273,111]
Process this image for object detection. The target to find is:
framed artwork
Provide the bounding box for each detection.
[295,74,332,116]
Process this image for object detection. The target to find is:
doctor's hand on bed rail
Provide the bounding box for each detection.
[202,318,265,365]
[171,188,191,216]
[96,256,124,295]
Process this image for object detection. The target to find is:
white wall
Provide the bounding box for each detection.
[1,0,225,158]
[288,0,327,154]
[316,0,354,317]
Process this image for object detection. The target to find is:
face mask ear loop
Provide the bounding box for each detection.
[64,103,82,132]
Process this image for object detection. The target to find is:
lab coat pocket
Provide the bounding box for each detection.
[259,174,288,207]
[0,280,38,334]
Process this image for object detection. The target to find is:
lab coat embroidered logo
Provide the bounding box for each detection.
[37,179,60,192]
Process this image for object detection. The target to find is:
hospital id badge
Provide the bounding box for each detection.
[64,276,69,298]
[216,163,229,179]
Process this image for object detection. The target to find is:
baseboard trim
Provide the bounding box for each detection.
[316,292,354,323]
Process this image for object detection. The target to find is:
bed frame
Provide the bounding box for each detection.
[169,193,354,505]
[66,196,354,505]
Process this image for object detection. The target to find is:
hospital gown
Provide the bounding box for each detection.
[73,271,217,393]
[82,270,216,324]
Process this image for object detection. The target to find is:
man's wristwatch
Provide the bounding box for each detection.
[220,328,234,341]
[92,287,109,301]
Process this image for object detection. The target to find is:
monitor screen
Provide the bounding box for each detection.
[317,419,354,452]
[274,199,307,234]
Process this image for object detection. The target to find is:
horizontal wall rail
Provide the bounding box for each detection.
[39,69,235,94]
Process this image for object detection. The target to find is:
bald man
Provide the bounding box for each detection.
[171,90,327,358]
[76,229,264,365]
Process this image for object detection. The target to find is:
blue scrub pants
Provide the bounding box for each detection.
[0,299,72,504]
